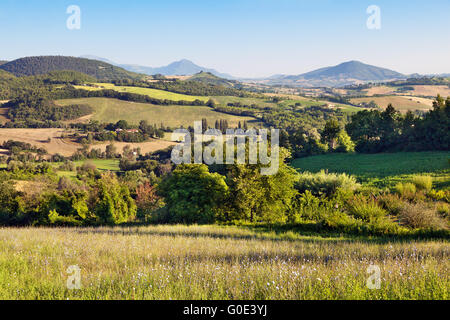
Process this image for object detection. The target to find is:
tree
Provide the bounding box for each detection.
[321,119,341,149]
[92,173,137,225]
[158,164,228,224]
[223,149,298,223]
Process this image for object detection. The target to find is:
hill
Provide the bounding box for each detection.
[0,56,143,81]
[187,71,240,87]
[80,56,235,79]
[263,61,406,87]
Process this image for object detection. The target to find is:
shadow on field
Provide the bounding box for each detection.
[71,223,449,245]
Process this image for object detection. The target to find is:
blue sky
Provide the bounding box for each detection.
[0,0,449,77]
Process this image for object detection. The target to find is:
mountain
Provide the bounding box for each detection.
[0,61,8,66]
[0,56,143,81]
[262,61,406,87]
[80,55,235,79]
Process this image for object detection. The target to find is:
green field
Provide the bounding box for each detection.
[55,159,120,178]
[0,225,448,300]
[56,98,261,128]
[75,83,209,102]
[291,152,450,189]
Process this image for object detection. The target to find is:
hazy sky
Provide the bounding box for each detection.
[1,0,449,77]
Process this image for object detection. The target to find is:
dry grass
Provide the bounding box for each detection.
[350,96,432,113]
[410,85,450,97]
[0,128,79,156]
[0,225,448,300]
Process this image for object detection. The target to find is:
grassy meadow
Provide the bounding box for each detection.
[0,225,448,300]
[75,83,209,102]
[291,152,450,189]
[56,97,260,128]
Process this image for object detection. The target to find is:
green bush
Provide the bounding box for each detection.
[295,170,360,197]
[411,175,433,192]
[346,196,388,222]
[395,182,416,198]
[378,194,404,215]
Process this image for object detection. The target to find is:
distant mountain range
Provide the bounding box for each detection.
[80,55,235,79]
[1,55,447,87]
[259,61,407,87]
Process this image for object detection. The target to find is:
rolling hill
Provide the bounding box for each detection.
[187,71,240,88]
[0,56,143,81]
[263,61,406,87]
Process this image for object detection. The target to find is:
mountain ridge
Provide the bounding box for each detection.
[80,55,235,79]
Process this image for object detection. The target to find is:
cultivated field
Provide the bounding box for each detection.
[0,128,176,157]
[0,225,448,300]
[350,96,432,113]
[0,128,79,156]
[408,85,450,97]
[56,98,261,128]
[75,83,209,102]
[291,151,450,189]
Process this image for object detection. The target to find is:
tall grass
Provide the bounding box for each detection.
[0,225,448,300]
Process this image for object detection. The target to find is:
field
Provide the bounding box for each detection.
[291,152,450,189]
[0,225,448,300]
[56,98,261,128]
[350,96,432,113]
[75,83,209,102]
[0,128,174,157]
[0,128,79,156]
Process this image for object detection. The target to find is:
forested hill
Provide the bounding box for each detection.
[0,56,143,81]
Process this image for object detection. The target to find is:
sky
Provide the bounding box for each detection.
[0,0,449,78]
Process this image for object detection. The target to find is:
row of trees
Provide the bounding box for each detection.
[346,96,449,152]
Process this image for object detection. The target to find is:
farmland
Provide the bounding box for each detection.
[350,96,432,113]
[56,97,261,128]
[0,225,448,300]
[74,83,209,102]
[291,152,450,189]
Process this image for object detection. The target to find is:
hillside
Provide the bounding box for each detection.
[0,56,143,81]
[263,61,406,87]
[187,71,240,88]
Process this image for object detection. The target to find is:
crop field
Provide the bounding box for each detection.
[0,225,448,300]
[75,83,209,102]
[56,98,261,128]
[0,128,79,156]
[291,152,450,189]
[350,96,432,113]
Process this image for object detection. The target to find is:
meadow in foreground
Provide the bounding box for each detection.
[0,225,448,300]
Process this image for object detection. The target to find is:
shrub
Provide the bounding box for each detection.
[436,202,449,219]
[398,202,447,230]
[395,182,416,198]
[428,189,450,202]
[411,175,433,192]
[377,194,404,216]
[346,196,388,222]
[295,170,360,197]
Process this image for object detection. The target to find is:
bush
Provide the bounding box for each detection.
[377,194,404,216]
[346,196,388,222]
[398,202,447,230]
[295,170,360,197]
[395,182,416,198]
[411,175,433,192]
